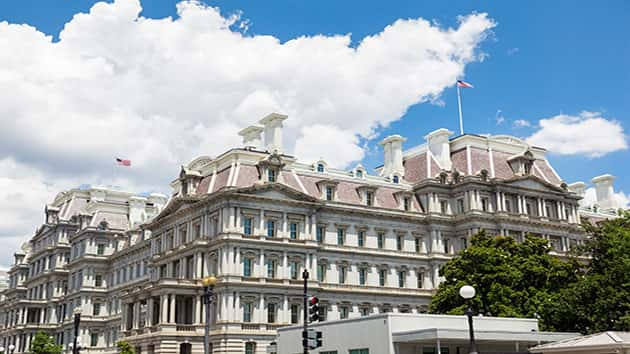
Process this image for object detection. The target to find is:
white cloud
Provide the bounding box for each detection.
[513,119,531,128]
[526,111,627,157]
[582,187,630,209]
[495,109,505,125]
[0,0,495,266]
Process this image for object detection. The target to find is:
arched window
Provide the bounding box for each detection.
[356,170,363,178]
[392,175,400,184]
[317,163,325,173]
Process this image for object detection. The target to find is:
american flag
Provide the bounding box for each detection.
[457,80,474,88]
[116,158,131,167]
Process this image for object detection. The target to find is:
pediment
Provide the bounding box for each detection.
[233,183,319,203]
[503,176,564,193]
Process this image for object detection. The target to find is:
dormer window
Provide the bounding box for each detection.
[357,186,378,207]
[326,186,334,201]
[507,150,535,176]
[392,175,400,184]
[268,169,277,182]
[403,197,411,211]
[317,163,325,173]
[366,191,374,206]
[356,170,363,178]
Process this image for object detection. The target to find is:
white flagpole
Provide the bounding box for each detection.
[457,84,464,135]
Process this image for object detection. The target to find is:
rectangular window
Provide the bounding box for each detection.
[339,306,349,319]
[481,198,488,212]
[440,200,448,214]
[379,269,386,286]
[94,275,102,287]
[443,239,450,254]
[267,303,276,323]
[317,264,326,282]
[461,238,468,250]
[289,222,298,239]
[357,230,365,247]
[396,236,403,251]
[90,333,98,347]
[243,303,252,323]
[243,218,252,236]
[359,268,366,285]
[457,199,465,214]
[243,258,252,277]
[267,260,276,278]
[316,226,325,244]
[349,349,369,354]
[96,244,105,256]
[338,266,346,284]
[360,308,370,317]
[366,191,374,206]
[290,261,299,280]
[417,272,424,288]
[404,197,411,211]
[245,343,256,354]
[266,220,276,237]
[506,199,512,213]
[415,238,421,253]
[93,303,101,316]
[377,233,385,249]
[337,228,345,245]
[326,186,334,201]
[398,271,406,288]
[291,304,299,324]
[268,169,276,182]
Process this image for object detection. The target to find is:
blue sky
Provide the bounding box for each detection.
[0,0,628,266]
[2,0,627,189]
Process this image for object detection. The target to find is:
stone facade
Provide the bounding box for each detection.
[0,114,596,354]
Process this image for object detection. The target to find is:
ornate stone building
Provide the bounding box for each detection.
[1,112,604,354]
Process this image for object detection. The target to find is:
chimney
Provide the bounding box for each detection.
[128,196,147,227]
[238,126,264,150]
[591,174,615,209]
[425,128,453,170]
[259,113,288,153]
[379,135,406,177]
[568,181,587,207]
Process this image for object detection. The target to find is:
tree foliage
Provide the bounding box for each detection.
[548,212,630,333]
[430,212,630,334]
[429,231,579,330]
[117,341,135,354]
[30,331,62,354]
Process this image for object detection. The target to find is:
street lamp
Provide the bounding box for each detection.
[459,285,478,354]
[201,275,217,354]
[8,344,14,354]
[73,308,82,354]
[0,346,5,353]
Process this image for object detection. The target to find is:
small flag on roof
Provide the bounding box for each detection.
[457,80,474,88]
[116,158,131,167]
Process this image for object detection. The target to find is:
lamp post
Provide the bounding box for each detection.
[73,308,82,354]
[459,285,478,354]
[8,344,15,354]
[0,346,5,353]
[201,275,217,354]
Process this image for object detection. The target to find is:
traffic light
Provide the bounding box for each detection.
[308,296,320,322]
[302,329,323,349]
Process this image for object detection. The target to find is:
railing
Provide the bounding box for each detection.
[241,323,260,330]
[265,324,285,331]
[176,324,195,331]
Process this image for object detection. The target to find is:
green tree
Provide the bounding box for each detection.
[429,231,578,330]
[30,331,62,354]
[117,341,135,354]
[549,212,630,333]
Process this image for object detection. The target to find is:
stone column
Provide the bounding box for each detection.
[259,251,265,277]
[169,295,176,324]
[258,209,265,235]
[282,252,288,279]
[282,212,288,238]
[194,295,201,324]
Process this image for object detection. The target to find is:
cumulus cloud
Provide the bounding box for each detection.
[0,0,496,266]
[513,119,531,128]
[582,187,630,209]
[526,111,627,157]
